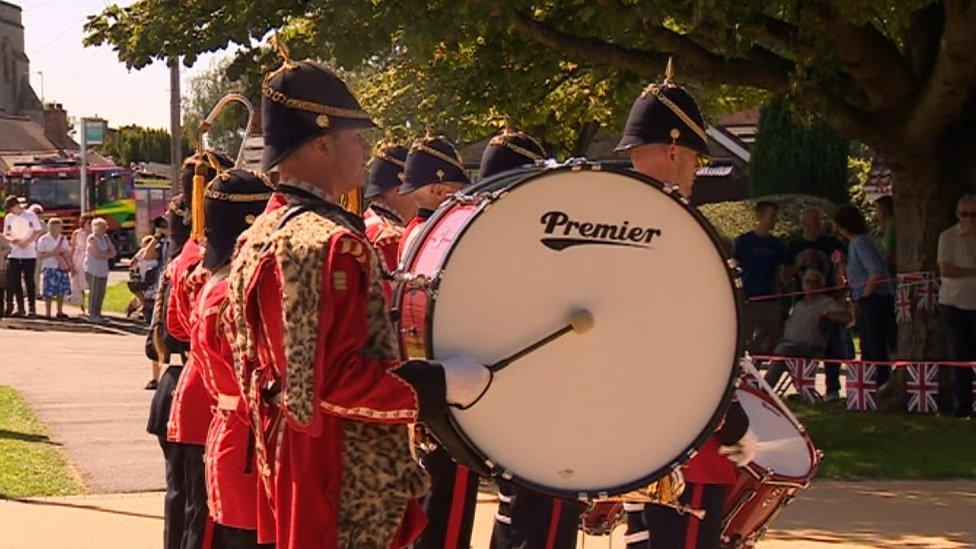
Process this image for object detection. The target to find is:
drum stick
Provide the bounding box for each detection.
[741,357,806,432]
[488,309,594,373]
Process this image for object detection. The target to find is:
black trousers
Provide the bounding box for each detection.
[0,286,8,317]
[490,480,584,549]
[212,524,274,549]
[6,258,36,314]
[939,304,976,416]
[857,294,895,386]
[414,446,479,549]
[624,483,727,549]
[181,444,209,549]
[159,437,187,549]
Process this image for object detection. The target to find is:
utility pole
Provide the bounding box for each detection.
[79,118,88,214]
[169,57,182,193]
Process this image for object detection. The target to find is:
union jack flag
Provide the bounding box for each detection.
[916,272,940,311]
[895,284,913,324]
[906,363,939,413]
[846,362,877,411]
[786,358,821,403]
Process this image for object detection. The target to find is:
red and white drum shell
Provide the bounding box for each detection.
[394,164,744,500]
[720,385,821,548]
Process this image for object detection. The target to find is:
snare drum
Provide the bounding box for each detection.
[720,385,820,547]
[395,163,744,500]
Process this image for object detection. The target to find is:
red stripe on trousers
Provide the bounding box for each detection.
[684,483,704,549]
[444,467,469,548]
[545,499,564,549]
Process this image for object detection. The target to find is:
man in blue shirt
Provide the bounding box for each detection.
[734,201,788,354]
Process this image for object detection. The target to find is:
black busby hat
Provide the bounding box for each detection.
[479,129,546,179]
[179,150,233,241]
[365,143,408,199]
[400,135,470,194]
[202,170,273,269]
[166,194,190,259]
[261,39,376,170]
[616,59,709,155]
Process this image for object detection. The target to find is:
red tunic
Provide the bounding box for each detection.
[194,276,259,530]
[234,193,427,548]
[363,205,405,275]
[167,239,216,446]
[397,215,426,262]
[681,396,745,486]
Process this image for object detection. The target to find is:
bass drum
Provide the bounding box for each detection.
[395,163,744,500]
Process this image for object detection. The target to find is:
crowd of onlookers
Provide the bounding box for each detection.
[0,195,169,324]
[735,193,976,418]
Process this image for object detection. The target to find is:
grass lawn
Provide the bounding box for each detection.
[0,386,81,498]
[102,282,135,315]
[790,398,976,479]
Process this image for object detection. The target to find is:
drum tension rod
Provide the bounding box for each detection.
[488,309,594,373]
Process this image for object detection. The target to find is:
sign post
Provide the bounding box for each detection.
[78,118,106,214]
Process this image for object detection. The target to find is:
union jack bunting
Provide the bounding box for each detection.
[846,362,877,411]
[786,358,821,403]
[906,363,939,413]
[895,284,913,324]
[916,272,940,311]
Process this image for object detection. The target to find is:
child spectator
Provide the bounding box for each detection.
[69,214,94,313]
[36,218,73,319]
[84,218,117,322]
[127,235,160,320]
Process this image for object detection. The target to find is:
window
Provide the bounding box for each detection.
[96,173,128,204]
[23,178,81,209]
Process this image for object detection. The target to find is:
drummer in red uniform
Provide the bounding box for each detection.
[226,44,490,549]
[364,142,416,274]
[396,133,480,549]
[479,128,586,549]
[615,60,757,549]
[163,151,232,549]
[398,133,470,261]
[193,169,273,548]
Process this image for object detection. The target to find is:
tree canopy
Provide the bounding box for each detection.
[99,125,190,166]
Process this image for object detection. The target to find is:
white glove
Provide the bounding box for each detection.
[440,355,491,408]
[719,428,758,467]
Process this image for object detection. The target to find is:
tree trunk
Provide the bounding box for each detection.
[875,142,974,410]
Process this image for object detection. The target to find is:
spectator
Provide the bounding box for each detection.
[84,218,117,322]
[0,233,10,317]
[782,207,850,395]
[937,194,976,418]
[69,214,94,314]
[763,270,853,396]
[128,235,160,320]
[35,218,72,319]
[874,195,896,273]
[834,204,895,386]
[734,200,788,353]
[2,195,45,317]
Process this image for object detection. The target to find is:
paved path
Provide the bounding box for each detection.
[0,329,161,493]
[1,481,974,548]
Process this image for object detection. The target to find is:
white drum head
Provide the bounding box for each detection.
[428,168,740,495]
[737,389,813,478]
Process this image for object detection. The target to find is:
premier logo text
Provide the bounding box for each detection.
[539,211,662,251]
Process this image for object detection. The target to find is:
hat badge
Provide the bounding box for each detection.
[245,214,257,225]
[316,115,330,128]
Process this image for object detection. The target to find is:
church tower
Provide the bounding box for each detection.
[0,1,43,122]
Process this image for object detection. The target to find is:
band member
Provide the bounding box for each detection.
[146,194,190,549]
[397,134,479,549]
[398,133,470,260]
[478,129,586,549]
[161,151,232,549]
[226,44,490,549]
[364,142,416,274]
[615,60,756,549]
[193,169,273,548]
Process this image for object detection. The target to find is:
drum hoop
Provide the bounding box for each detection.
[737,385,821,481]
[400,162,746,500]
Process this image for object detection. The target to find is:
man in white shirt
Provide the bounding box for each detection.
[937,194,976,418]
[3,196,46,317]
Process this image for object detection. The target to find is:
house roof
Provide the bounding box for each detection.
[0,115,58,153]
[715,108,759,127]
